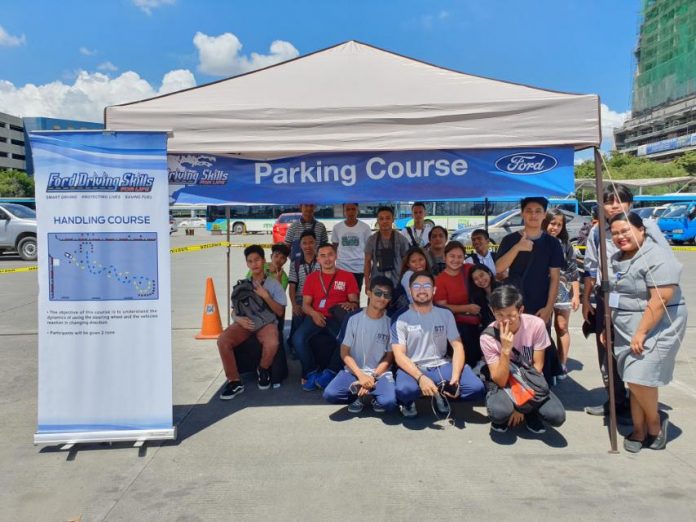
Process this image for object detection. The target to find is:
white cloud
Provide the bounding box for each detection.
[97,61,118,72]
[193,32,299,77]
[79,47,97,56]
[0,69,196,121]
[0,25,26,47]
[420,10,450,30]
[601,103,630,150]
[133,0,175,15]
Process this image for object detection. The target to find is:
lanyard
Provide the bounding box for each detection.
[319,270,338,300]
[303,259,317,277]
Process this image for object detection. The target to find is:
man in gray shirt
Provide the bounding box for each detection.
[364,206,410,293]
[322,276,397,414]
[218,245,287,400]
[391,271,485,418]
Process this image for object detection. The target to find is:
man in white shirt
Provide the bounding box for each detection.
[465,228,497,276]
[401,202,433,248]
[331,203,372,292]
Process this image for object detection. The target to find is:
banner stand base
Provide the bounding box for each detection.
[34,427,176,447]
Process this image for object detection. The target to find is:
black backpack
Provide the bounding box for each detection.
[231,279,277,331]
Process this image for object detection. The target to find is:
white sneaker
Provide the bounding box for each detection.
[371,399,386,414]
[434,393,450,415]
[347,398,364,413]
[400,402,418,418]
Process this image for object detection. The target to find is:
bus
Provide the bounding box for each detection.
[204,202,403,233]
[205,197,580,233]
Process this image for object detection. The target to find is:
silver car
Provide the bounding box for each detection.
[0,203,38,260]
[452,208,590,246]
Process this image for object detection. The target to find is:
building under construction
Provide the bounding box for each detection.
[614,0,696,159]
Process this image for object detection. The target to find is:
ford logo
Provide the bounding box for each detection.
[495,153,558,175]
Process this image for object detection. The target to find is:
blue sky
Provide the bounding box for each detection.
[0,0,641,150]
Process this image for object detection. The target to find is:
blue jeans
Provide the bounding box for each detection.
[291,315,342,378]
[323,369,397,411]
[395,362,485,405]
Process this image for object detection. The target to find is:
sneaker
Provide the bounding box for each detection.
[584,401,633,425]
[557,364,568,380]
[525,411,547,434]
[315,369,336,390]
[623,435,644,453]
[490,422,508,433]
[302,371,319,392]
[371,399,386,414]
[347,398,364,413]
[219,380,244,400]
[434,393,450,415]
[400,401,418,418]
[257,367,271,390]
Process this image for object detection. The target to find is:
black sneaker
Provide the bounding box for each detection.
[257,367,271,390]
[525,411,547,434]
[220,380,244,400]
[490,422,508,433]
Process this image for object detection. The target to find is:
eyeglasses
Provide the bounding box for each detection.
[411,282,433,290]
[372,289,392,299]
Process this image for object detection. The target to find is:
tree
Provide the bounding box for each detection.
[674,151,696,176]
[0,170,34,197]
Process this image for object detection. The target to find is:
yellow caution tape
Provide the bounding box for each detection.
[0,265,38,274]
[6,241,692,275]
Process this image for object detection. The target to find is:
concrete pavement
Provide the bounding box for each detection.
[1,231,695,521]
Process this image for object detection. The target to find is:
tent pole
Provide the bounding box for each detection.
[593,147,619,454]
[484,198,489,231]
[225,206,231,328]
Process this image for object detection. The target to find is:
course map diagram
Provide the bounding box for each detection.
[48,232,159,301]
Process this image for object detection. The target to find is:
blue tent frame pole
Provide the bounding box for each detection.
[593,147,619,454]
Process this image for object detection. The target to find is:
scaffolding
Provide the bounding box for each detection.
[632,0,696,115]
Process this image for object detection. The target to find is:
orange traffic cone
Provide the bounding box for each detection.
[195,277,224,339]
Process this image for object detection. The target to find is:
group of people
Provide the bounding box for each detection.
[215,191,686,449]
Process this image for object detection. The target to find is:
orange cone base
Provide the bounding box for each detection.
[195,277,224,340]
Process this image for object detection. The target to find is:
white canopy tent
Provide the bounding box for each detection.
[105,41,623,452]
[105,40,600,154]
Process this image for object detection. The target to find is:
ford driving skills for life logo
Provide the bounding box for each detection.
[495,152,558,175]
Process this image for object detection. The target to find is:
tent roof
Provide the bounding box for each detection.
[105,40,601,155]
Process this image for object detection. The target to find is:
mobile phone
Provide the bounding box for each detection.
[438,381,458,396]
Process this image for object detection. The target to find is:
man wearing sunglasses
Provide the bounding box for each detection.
[322,276,398,414]
[391,271,485,418]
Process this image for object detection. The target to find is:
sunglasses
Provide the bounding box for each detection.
[411,282,433,290]
[372,289,392,299]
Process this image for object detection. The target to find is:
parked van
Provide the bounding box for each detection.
[657,201,696,245]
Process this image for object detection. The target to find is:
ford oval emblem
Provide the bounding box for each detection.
[495,153,558,175]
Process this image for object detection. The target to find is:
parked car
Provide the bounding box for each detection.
[0,203,38,260]
[178,218,206,229]
[273,212,301,243]
[657,201,696,245]
[452,208,591,247]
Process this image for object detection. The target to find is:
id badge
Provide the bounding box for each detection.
[318,298,327,309]
[608,292,620,308]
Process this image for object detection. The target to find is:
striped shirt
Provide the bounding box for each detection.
[284,219,329,247]
[288,256,321,303]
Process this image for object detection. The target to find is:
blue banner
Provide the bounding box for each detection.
[168,147,575,205]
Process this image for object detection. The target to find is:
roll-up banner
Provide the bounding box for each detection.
[30,131,175,445]
[168,147,574,205]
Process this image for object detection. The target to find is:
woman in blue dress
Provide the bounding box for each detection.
[608,212,687,453]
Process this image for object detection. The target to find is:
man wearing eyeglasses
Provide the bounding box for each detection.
[391,271,485,418]
[322,276,398,414]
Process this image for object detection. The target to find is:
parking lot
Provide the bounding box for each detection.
[2,231,696,521]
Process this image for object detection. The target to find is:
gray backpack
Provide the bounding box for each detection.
[231,279,277,331]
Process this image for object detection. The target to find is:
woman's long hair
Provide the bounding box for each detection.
[542,208,569,243]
